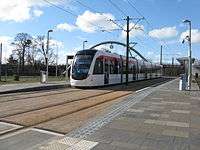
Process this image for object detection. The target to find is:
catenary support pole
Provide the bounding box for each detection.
[126,16,130,86]
[0,43,2,81]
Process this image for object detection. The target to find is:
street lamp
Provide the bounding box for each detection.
[46,29,53,83]
[83,40,88,50]
[182,19,192,90]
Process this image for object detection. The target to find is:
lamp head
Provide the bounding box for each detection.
[48,29,53,33]
[183,19,190,23]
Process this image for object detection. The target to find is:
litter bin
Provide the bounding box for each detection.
[179,74,186,91]
[40,71,47,83]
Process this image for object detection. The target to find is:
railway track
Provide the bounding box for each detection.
[0,88,82,103]
[0,90,131,136]
[0,78,171,138]
[0,90,115,118]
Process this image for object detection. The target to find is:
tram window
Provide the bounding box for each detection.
[93,58,103,74]
[114,60,119,74]
[110,61,114,74]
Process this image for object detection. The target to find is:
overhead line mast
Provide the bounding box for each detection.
[126,16,130,86]
[109,16,144,85]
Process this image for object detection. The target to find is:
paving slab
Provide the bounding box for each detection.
[0,129,63,150]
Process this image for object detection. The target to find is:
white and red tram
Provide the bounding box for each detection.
[70,49,161,87]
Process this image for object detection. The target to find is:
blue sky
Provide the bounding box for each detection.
[0,0,200,64]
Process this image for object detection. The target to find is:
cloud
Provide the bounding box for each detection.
[0,0,60,22]
[33,9,43,17]
[76,10,117,33]
[149,26,178,39]
[0,36,14,63]
[49,39,66,64]
[146,51,160,63]
[49,39,64,49]
[121,23,144,38]
[180,29,200,44]
[56,23,77,32]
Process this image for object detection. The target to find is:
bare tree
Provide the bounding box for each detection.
[25,40,38,66]
[11,33,32,75]
[35,35,56,67]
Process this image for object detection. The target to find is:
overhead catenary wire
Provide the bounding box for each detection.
[108,0,127,16]
[43,0,78,17]
[126,0,150,25]
[42,0,110,32]
[73,0,101,13]
[126,0,172,51]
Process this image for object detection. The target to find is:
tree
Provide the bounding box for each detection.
[25,40,38,66]
[11,33,32,75]
[35,35,56,68]
[7,54,18,65]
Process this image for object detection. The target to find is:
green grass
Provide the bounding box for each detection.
[0,76,67,85]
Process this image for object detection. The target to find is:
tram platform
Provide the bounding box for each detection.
[86,78,200,150]
[0,81,70,94]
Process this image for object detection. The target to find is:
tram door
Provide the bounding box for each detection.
[104,61,109,84]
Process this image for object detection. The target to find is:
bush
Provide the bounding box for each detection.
[14,75,19,81]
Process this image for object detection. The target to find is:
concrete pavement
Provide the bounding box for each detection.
[0,81,70,94]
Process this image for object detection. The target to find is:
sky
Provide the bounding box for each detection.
[0,0,200,64]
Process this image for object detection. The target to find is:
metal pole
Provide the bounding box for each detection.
[83,40,87,50]
[0,43,2,81]
[46,32,49,83]
[126,16,130,86]
[46,29,53,83]
[83,42,85,50]
[56,45,58,77]
[188,21,192,90]
[172,57,174,66]
[160,45,163,65]
[66,55,68,81]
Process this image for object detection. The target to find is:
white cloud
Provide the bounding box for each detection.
[76,10,117,33]
[147,51,154,55]
[56,23,77,32]
[49,39,64,49]
[146,51,160,63]
[121,23,144,38]
[0,0,60,22]
[33,9,43,17]
[49,39,66,64]
[180,29,200,44]
[149,26,178,39]
[0,36,14,63]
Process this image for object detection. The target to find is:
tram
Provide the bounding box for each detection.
[70,49,162,87]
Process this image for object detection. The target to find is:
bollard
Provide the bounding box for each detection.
[179,74,186,91]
